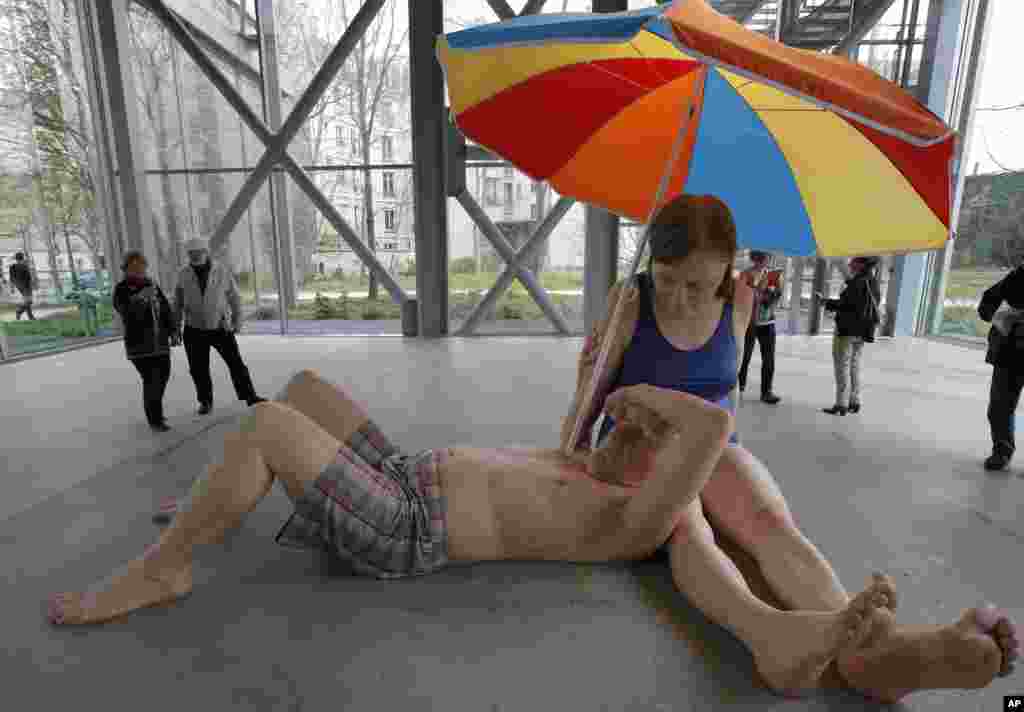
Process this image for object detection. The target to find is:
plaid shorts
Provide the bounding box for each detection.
[274,421,448,579]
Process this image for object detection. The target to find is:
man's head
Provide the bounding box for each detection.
[647,194,738,312]
[749,251,770,268]
[14,251,25,262]
[184,238,209,267]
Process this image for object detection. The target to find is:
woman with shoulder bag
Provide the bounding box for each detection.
[113,251,180,433]
[816,256,881,416]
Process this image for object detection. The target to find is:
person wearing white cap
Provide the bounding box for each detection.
[173,238,264,415]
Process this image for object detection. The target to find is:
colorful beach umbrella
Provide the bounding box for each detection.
[437,0,957,258]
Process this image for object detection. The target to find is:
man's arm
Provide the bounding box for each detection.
[173,281,185,332]
[226,270,242,331]
[607,385,732,539]
[978,273,1010,322]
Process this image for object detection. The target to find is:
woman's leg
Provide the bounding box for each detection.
[50,402,340,625]
[700,445,854,612]
[667,500,889,696]
[832,336,851,407]
[848,338,864,407]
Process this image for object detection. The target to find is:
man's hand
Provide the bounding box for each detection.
[605,385,677,444]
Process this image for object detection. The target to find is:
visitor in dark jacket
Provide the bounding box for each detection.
[816,256,881,416]
[977,264,1024,471]
[113,250,179,432]
[9,251,35,320]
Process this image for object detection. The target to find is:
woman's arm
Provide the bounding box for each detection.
[560,279,633,454]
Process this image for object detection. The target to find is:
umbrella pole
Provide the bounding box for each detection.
[564,76,701,457]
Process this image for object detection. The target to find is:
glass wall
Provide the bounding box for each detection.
[0,0,116,359]
[126,1,283,336]
[932,0,1020,343]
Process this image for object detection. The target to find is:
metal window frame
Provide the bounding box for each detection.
[136,0,409,325]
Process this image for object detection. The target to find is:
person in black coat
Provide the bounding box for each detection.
[816,256,882,416]
[113,250,180,432]
[977,265,1024,471]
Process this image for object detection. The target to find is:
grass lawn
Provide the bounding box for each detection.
[944,267,1007,301]
[2,301,116,339]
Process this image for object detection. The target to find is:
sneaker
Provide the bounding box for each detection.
[198,403,212,416]
[984,451,1012,471]
[761,393,781,405]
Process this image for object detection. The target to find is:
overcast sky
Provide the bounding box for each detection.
[441,0,1019,175]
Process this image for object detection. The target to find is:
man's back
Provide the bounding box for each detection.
[10,262,31,292]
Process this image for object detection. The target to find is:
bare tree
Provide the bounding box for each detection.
[0,0,108,295]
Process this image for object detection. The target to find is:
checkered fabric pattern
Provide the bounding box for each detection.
[275,421,448,579]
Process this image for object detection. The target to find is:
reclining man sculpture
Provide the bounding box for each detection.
[48,370,1019,703]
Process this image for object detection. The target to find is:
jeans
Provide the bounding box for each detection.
[739,323,776,395]
[15,291,34,320]
[987,366,1024,457]
[183,326,258,406]
[131,354,171,426]
[832,336,865,407]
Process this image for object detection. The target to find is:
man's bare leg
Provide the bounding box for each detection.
[154,369,375,527]
[49,403,340,625]
[836,605,1020,702]
[665,502,892,697]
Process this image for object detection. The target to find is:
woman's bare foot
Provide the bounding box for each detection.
[837,605,1021,703]
[152,497,178,526]
[752,573,896,697]
[47,554,192,626]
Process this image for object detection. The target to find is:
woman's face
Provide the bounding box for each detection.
[652,251,729,315]
[125,258,147,278]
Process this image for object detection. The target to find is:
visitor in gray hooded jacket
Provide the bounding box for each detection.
[174,238,264,415]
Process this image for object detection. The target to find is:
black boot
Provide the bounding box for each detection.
[984,450,1012,471]
[848,401,861,414]
[761,393,781,405]
[198,402,213,416]
[823,405,848,416]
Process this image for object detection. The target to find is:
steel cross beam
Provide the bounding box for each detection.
[456,190,573,334]
[457,195,575,335]
[141,0,407,303]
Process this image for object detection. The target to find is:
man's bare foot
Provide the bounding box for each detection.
[837,605,1021,703]
[753,573,896,697]
[47,555,192,626]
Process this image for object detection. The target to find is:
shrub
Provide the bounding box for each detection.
[334,291,350,320]
[498,303,524,320]
[401,259,415,277]
[313,292,336,320]
[334,266,345,281]
[450,256,476,274]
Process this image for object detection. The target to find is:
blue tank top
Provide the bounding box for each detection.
[598,272,738,445]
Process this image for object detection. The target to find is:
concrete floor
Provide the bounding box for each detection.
[2,334,1022,711]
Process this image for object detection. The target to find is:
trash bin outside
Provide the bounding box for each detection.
[401,298,418,337]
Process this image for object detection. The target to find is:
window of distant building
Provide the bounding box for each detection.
[384,208,396,231]
[381,135,393,162]
[383,171,395,197]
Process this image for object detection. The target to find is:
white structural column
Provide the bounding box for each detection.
[86,0,158,279]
